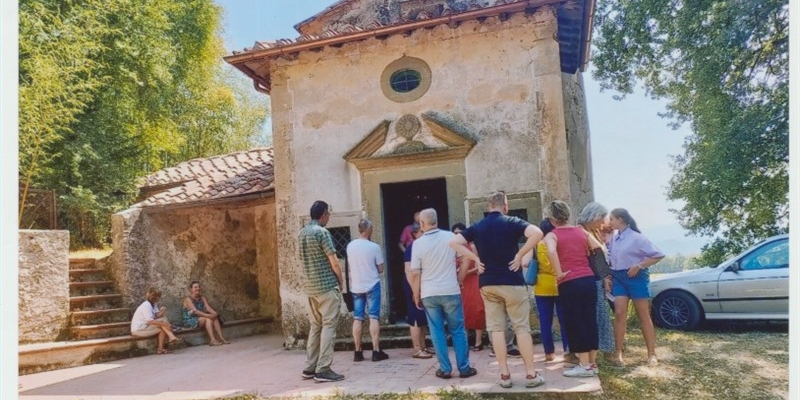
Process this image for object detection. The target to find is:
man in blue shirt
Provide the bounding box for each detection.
[450,192,545,389]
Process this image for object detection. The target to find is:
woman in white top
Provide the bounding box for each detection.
[130,287,182,354]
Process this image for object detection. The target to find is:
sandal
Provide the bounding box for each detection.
[209,341,223,346]
[471,344,484,351]
[156,349,169,354]
[425,346,436,354]
[168,337,184,344]
[412,349,433,359]
[221,340,231,345]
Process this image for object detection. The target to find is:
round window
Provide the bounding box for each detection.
[380,56,431,103]
[390,69,422,93]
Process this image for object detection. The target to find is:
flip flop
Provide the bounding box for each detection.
[156,349,169,354]
[209,341,223,346]
[221,340,231,345]
[412,349,433,359]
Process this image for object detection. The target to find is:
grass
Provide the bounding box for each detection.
[218,321,788,400]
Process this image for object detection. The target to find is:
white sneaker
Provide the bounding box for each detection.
[563,365,594,378]
[589,363,599,376]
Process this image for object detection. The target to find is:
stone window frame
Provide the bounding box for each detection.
[380,56,432,103]
[465,191,543,227]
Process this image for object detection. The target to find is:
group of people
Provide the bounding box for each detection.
[296,193,664,388]
[531,200,664,378]
[130,281,230,354]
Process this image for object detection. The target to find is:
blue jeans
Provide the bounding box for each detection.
[535,295,568,354]
[422,294,471,374]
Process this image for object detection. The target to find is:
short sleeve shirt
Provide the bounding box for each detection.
[399,224,415,248]
[409,229,460,298]
[608,227,665,271]
[461,212,529,287]
[298,220,339,295]
[346,238,384,293]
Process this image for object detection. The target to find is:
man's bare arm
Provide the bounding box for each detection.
[327,253,344,289]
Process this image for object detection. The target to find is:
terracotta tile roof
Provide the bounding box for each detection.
[135,148,274,208]
[225,0,594,93]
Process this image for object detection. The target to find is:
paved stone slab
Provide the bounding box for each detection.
[19,334,600,399]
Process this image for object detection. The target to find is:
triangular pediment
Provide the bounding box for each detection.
[344,113,476,170]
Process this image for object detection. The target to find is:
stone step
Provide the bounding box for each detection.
[69,281,116,296]
[334,327,542,351]
[68,258,97,270]
[69,321,131,340]
[70,294,123,311]
[70,308,131,326]
[69,268,109,282]
[19,317,277,375]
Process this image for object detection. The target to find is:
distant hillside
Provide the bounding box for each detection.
[643,223,708,257]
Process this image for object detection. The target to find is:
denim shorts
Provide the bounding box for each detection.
[611,268,651,299]
[352,282,381,320]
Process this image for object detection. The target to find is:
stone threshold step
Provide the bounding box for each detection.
[20,317,277,375]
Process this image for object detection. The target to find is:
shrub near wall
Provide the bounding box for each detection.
[18,230,70,343]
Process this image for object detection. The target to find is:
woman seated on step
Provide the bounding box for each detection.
[182,281,230,345]
[130,287,183,354]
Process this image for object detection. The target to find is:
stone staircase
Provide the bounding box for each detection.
[67,258,131,340]
[19,257,277,375]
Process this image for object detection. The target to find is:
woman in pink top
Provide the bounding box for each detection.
[544,200,605,378]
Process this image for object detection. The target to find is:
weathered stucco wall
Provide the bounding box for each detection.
[109,201,279,324]
[270,8,583,345]
[562,72,594,213]
[19,230,70,343]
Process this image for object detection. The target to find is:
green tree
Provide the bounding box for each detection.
[592,0,789,266]
[19,0,268,248]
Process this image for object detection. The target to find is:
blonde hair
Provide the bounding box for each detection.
[145,287,162,303]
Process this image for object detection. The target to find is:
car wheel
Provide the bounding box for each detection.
[653,291,702,330]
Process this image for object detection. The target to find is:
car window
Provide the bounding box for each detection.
[739,239,789,271]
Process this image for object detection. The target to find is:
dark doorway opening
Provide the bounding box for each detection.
[381,178,449,324]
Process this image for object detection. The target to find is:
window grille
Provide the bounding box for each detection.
[328,227,352,259]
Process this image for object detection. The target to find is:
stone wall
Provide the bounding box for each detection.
[109,200,280,325]
[18,230,70,343]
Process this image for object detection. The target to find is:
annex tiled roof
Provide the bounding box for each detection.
[135,147,274,208]
[225,0,594,93]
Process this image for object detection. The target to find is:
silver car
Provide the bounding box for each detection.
[649,234,789,330]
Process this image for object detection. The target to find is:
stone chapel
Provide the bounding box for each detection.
[225,0,596,345]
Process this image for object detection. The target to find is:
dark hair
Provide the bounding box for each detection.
[539,218,555,236]
[310,200,329,220]
[189,280,200,289]
[411,222,421,233]
[610,208,641,233]
[451,222,467,232]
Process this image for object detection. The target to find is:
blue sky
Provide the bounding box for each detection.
[214,0,709,256]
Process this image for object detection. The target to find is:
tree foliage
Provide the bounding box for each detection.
[19,0,268,248]
[592,0,789,266]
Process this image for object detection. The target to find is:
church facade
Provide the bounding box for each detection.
[226,0,596,345]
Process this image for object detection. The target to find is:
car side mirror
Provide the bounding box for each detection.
[727,261,741,273]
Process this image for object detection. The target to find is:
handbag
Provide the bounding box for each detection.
[525,257,539,286]
[588,247,612,278]
[342,258,355,312]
